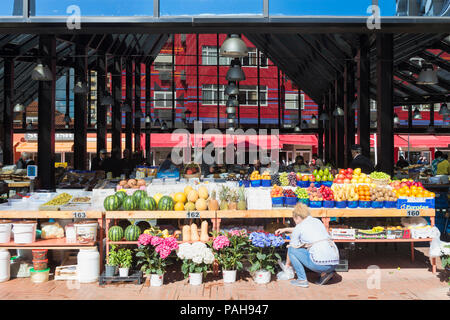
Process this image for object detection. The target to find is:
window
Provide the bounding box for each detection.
[202,46,232,66]
[242,48,268,67]
[154,91,173,108]
[401,104,440,112]
[202,84,226,105]
[238,85,268,106]
[154,54,174,71]
[284,93,304,110]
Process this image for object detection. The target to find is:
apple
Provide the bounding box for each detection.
[338,174,345,180]
[344,179,351,184]
[336,179,344,184]
[296,173,302,181]
[346,168,353,175]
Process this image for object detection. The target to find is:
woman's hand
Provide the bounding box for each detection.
[275,228,285,236]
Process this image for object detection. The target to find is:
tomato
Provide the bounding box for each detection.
[346,168,353,175]
[338,174,345,180]
[339,169,346,175]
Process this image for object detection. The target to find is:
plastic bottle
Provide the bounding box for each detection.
[0,249,11,282]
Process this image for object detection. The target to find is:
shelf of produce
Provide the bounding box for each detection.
[0,210,103,219]
[107,240,211,245]
[216,209,327,218]
[7,181,31,188]
[104,210,216,219]
[0,238,97,250]
[324,208,435,218]
[333,238,432,243]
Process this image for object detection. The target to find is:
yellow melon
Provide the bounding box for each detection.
[187,190,199,203]
[184,201,195,211]
[174,202,185,211]
[184,185,194,196]
[153,193,163,205]
[198,186,209,200]
[173,192,187,204]
[195,198,208,211]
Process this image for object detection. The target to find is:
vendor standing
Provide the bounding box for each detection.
[436,153,450,175]
[90,149,109,172]
[349,144,374,174]
[396,156,409,169]
[120,149,135,178]
[431,151,444,176]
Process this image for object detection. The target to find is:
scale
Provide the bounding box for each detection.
[26,165,37,193]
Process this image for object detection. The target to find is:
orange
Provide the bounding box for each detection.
[174,202,185,211]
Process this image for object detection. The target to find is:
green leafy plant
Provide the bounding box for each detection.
[135,245,171,276]
[247,232,285,274]
[116,247,133,269]
[107,245,119,267]
[211,230,249,271]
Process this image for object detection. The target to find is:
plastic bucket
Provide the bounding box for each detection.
[189,272,203,286]
[384,201,397,208]
[299,181,310,188]
[150,273,164,287]
[74,221,98,243]
[371,201,384,209]
[322,181,333,187]
[254,270,271,284]
[12,221,37,244]
[359,201,372,208]
[347,201,359,208]
[314,182,322,188]
[32,249,48,261]
[223,270,237,283]
[309,201,322,208]
[298,198,310,206]
[242,180,250,188]
[0,220,12,244]
[32,259,48,271]
[261,180,271,187]
[30,268,50,283]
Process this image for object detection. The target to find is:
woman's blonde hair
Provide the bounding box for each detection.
[292,202,311,219]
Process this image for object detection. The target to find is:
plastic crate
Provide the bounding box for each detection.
[261,179,271,187]
[347,201,359,208]
[298,198,310,206]
[309,201,322,208]
[323,200,335,208]
[335,201,347,209]
[284,197,298,207]
[298,181,310,188]
[397,197,435,209]
[371,201,384,209]
[322,181,333,188]
[250,180,261,187]
[314,182,322,188]
[359,201,372,208]
[384,201,397,208]
[271,197,284,208]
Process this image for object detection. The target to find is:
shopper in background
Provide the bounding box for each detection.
[291,155,308,172]
[349,144,374,174]
[275,203,339,288]
[106,148,122,178]
[16,152,35,169]
[120,149,135,178]
[436,153,450,175]
[396,156,409,169]
[310,153,324,168]
[90,149,109,172]
[248,159,263,174]
[159,153,177,171]
[431,151,444,176]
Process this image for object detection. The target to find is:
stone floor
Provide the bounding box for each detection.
[1,244,449,300]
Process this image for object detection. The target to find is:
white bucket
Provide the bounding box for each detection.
[0,221,12,244]
[12,222,37,244]
[0,249,10,282]
[150,273,164,287]
[74,221,98,243]
[77,248,100,283]
[119,268,129,277]
[189,272,203,286]
[254,270,271,284]
[223,270,237,283]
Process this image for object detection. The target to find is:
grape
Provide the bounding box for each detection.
[271,173,280,186]
[288,172,297,187]
[294,187,309,199]
[369,171,390,180]
[280,172,289,186]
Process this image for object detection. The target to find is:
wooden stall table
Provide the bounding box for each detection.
[0,210,104,271]
[324,208,437,273]
[6,181,31,197]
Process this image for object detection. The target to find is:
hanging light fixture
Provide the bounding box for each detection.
[32,61,53,81]
[413,107,422,119]
[219,34,248,58]
[351,100,358,110]
[417,62,438,85]
[439,102,449,115]
[161,121,168,131]
[73,81,88,94]
[153,118,161,127]
[226,59,246,82]
[301,120,309,129]
[224,81,239,96]
[100,92,114,106]
[13,103,24,113]
[293,123,301,132]
[145,114,152,124]
[310,115,318,125]
[134,109,144,118]
[121,102,131,113]
[319,113,329,121]
[226,96,239,109]
[393,113,400,125]
[333,106,344,117]
[26,122,33,130]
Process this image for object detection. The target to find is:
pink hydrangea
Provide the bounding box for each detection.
[213,235,230,250]
[229,229,246,237]
[150,235,164,247]
[155,244,172,259]
[138,234,153,246]
[163,236,179,250]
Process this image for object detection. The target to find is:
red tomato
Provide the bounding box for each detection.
[346,168,353,175]
[338,174,345,180]
[346,174,353,180]
[339,169,346,175]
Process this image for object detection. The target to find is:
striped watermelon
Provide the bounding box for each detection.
[122,195,137,211]
[157,196,174,211]
[139,196,157,211]
[133,190,147,204]
[104,195,120,211]
[115,191,127,206]
[124,225,141,241]
[108,226,124,241]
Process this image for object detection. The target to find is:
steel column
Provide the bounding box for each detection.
[196,34,199,122]
[73,43,88,170]
[324,95,330,163]
[37,35,56,189]
[97,55,107,154]
[257,49,261,130]
[217,34,220,128]
[376,33,394,175]
[318,98,324,161]
[2,58,14,165]
[145,63,151,163]
[357,34,371,159]
[344,61,356,168]
[171,36,175,129]
[335,77,345,169]
[111,56,122,160]
[329,88,336,166]
[277,68,281,128]
[135,60,141,152]
[125,59,133,152]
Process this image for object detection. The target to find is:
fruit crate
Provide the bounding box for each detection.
[358,201,372,208]
[384,201,397,208]
[99,270,144,285]
[335,201,347,209]
[298,198,309,206]
[331,228,355,240]
[271,197,284,208]
[347,201,359,208]
[355,230,386,239]
[250,180,261,187]
[297,181,310,188]
[371,201,384,209]
[386,229,404,239]
[397,197,435,209]
[323,200,335,208]
[309,201,322,208]
[261,179,271,187]
[284,197,298,207]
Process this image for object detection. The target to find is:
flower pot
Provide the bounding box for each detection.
[105,265,116,277]
[189,272,203,286]
[223,270,237,283]
[119,267,129,277]
[254,270,271,284]
[150,273,164,287]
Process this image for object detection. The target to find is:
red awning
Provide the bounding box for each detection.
[367,135,450,148]
[278,134,318,146]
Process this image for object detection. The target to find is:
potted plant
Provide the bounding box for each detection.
[116,247,133,277]
[105,245,119,277]
[176,241,215,285]
[135,233,179,287]
[211,230,249,283]
[247,232,285,284]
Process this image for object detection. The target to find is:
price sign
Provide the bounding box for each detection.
[73,212,87,219]
[406,210,420,217]
[186,211,200,219]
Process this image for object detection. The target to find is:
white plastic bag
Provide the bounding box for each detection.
[429,227,450,257]
[277,260,295,281]
[400,217,428,228]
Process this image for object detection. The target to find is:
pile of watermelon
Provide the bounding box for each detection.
[103,190,158,211]
[108,224,142,241]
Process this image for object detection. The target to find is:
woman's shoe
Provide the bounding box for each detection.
[315,272,335,285]
[290,280,309,288]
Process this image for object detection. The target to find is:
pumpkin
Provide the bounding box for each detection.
[187,190,199,203]
[198,186,209,200]
[190,223,199,241]
[182,225,191,242]
[184,185,193,196]
[200,221,209,242]
[195,198,207,211]
[184,201,195,211]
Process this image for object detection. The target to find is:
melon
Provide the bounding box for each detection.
[124,225,141,241]
[184,185,194,196]
[198,186,209,200]
[108,226,124,241]
[158,196,174,211]
[173,192,187,204]
[195,198,208,211]
[174,202,185,211]
[133,189,147,204]
[104,195,120,211]
[122,195,137,211]
[139,196,157,211]
[153,193,163,205]
[184,201,195,211]
[115,191,127,206]
[187,190,199,203]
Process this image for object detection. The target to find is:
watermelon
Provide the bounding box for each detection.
[108,226,124,241]
[157,196,174,211]
[122,195,137,211]
[139,196,157,211]
[124,225,141,241]
[115,191,127,206]
[104,195,120,211]
[133,190,147,204]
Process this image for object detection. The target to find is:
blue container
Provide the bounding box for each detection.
[309,201,322,208]
[323,200,335,208]
[384,201,397,208]
[359,201,372,208]
[251,180,261,187]
[322,181,333,188]
[335,201,347,208]
[397,197,435,209]
[242,180,250,188]
[314,182,322,188]
[284,197,298,207]
[298,198,310,206]
[261,179,271,187]
[372,201,384,209]
[348,201,359,208]
[272,197,284,207]
[298,181,310,188]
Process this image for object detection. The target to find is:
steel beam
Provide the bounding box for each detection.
[111,56,122,160]
[96,55,107,154]
[125,58,133,152]
[2,58,14,165]
[357,34,371,159]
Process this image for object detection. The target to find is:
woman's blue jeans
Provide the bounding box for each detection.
[288,247,336,281]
